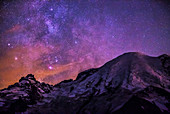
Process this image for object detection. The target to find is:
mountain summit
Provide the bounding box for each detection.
[0,52,170,114]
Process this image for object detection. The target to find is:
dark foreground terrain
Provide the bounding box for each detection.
[0,52,170,114]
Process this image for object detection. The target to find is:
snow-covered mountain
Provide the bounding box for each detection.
[0,52,170,114]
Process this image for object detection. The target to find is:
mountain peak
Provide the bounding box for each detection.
[123,51,145,56]
[26,74,35,79]
[0,52,170,113]
[159,54,170,58]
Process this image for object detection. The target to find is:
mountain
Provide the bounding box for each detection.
[0,52,170,114]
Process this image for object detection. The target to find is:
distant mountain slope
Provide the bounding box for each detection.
[0,52,170,114]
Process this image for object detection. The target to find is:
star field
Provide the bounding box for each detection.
[0,0,170,88]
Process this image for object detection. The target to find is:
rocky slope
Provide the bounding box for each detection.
[0,52,170,114]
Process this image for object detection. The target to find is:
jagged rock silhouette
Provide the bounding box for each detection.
[0,52,170,114]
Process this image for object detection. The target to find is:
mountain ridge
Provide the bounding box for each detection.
[0,52,170,113]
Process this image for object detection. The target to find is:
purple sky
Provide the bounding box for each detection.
[0,0,170,88]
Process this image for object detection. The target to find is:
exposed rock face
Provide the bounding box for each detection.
[0,52,170,114]
[0,74,53,113]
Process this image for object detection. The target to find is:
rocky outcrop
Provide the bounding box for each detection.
[0,52,170,114]
[0,74,53,113]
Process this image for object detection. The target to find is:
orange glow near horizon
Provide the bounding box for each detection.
[0,44,102,89]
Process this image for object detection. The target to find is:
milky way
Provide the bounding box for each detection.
[0,0,170,89]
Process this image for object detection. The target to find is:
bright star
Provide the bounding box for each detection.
[14,57,18,60]
[48,66,53,70]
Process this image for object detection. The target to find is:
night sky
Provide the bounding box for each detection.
[0,0,170,89]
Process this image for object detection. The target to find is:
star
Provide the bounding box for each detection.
[26,18,30,21]
[14,57,18,60]
[75,41,78,44]
[48,66,53,70]
[50,8,53,11]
